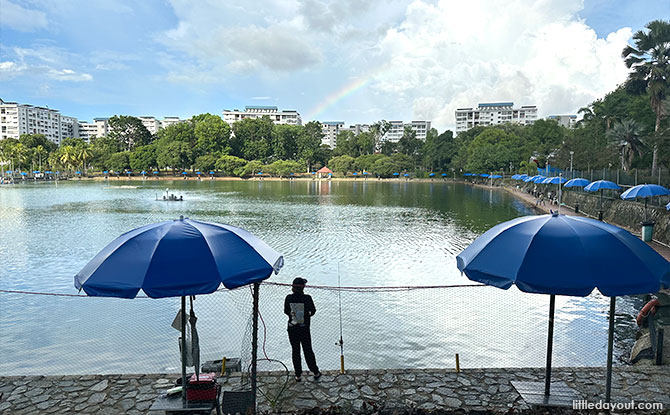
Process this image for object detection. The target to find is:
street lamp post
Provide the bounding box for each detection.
[569,151,574,179]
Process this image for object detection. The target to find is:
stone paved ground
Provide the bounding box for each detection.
[1,366,668,414]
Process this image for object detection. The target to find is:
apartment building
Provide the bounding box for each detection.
[222,106,302,126]
[320,121,344,148]
[61,116,80,140]
[78,118,110,141]
[139,116,161,135]
[455,102,537,133]
[547,115,577,128]
[161,116,182,129]
[341,123,371,136]
[0,99,78,145]
[381,120,432,143]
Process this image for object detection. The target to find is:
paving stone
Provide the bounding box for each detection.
[294,398,318,408]
[90,379,109,392]
[88,392,106,404]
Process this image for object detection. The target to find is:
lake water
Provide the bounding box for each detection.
[0,179,640,375]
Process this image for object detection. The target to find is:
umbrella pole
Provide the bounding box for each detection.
[251,282,259,414]
[605,296,616,402]
[544,294,556,396]
[181,296,187,403]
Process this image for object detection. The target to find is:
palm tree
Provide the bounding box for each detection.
[607,120,646,171]
[59,145,78,173]
[77,146,92,174]
[622,19,670,173]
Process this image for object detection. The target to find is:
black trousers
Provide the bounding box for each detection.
[287,326,319,376]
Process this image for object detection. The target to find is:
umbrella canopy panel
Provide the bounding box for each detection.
[620,184,669,199]
[75,218,284,298]
[456,214,670,297]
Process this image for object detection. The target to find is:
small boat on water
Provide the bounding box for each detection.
[156,188,184,201]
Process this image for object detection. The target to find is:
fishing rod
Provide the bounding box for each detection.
[336,263,345,374]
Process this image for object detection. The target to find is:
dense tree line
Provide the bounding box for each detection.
[1,20,667,179]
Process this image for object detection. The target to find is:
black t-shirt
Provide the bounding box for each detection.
[284,293,316,328]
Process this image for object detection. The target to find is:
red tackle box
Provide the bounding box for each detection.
[187,373,217,402]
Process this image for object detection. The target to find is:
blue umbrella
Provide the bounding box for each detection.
[209,171,215,175]
[620,184,670,222]
[393,172,399,176]
[480,173,489,177]
[524,175,539,182]
[126,171,133,175]
[196,171,201,175]
[463,173,471,176]
[75,171,81,174]
[563,178,589,188]
[45,171,53,174]
[257,171,263,175]
[182,171,188,175]
[141,171,147,175]
[441,173,447,177]
[20,172,27,176]
[517,174,529,181]
[585,180,620,213]
[75,217,283,404]
[33,170,40,174]
[5,170,13,174]
[457,213,670,401]
[429,173,435,177]
[531,175,546,183]
[491,174,503,179]
[103,170,109,174]
[541,177,566,184]
[511,174,520,180]
[404,173,409,177]
[363,172,369,175]
[620,183,669,199]
[666,201,670,210]
[353,172,358,176]
[153,171,159,175]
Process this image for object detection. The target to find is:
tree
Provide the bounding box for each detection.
[194,154,218,173]
[193,113,231,156]
[297,121,324,172]
[156,141,193,171]
[239,160,264,177]
[422,129,455,172]
[59,145,79,172]
[271,124,300,160]
[397,126,421,157]
[370,120,391,151]
[371,155,398,177]
[90,136,121,170]
[129,145,157,172]
[77,145,93,173]
[622,19,670,173]
[108,152,130,172]
[355,154,387,172]
[329,155,356,174]
[465,128,520,173]
[607,120,646,171]
[231,117,273,161]
[215,155,247,176]
[108,115,152,151]
[267,160,302,177]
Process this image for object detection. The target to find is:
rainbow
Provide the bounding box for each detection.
[305,76,373,121]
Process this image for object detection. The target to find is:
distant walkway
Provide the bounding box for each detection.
[1,366,669,414]
[503,186,670,262]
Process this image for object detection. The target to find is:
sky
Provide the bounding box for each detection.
[1,0,668,132]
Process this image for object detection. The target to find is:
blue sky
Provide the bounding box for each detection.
[1,0,668,131]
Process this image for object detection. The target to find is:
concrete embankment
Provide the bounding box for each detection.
[1,367,669,414]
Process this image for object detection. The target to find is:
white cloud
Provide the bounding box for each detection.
[47,68,93,81]
[1,46,93,82]
[0,0,48,32]
[364,0,633,130]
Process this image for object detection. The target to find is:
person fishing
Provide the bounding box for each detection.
[284,277,321,382]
